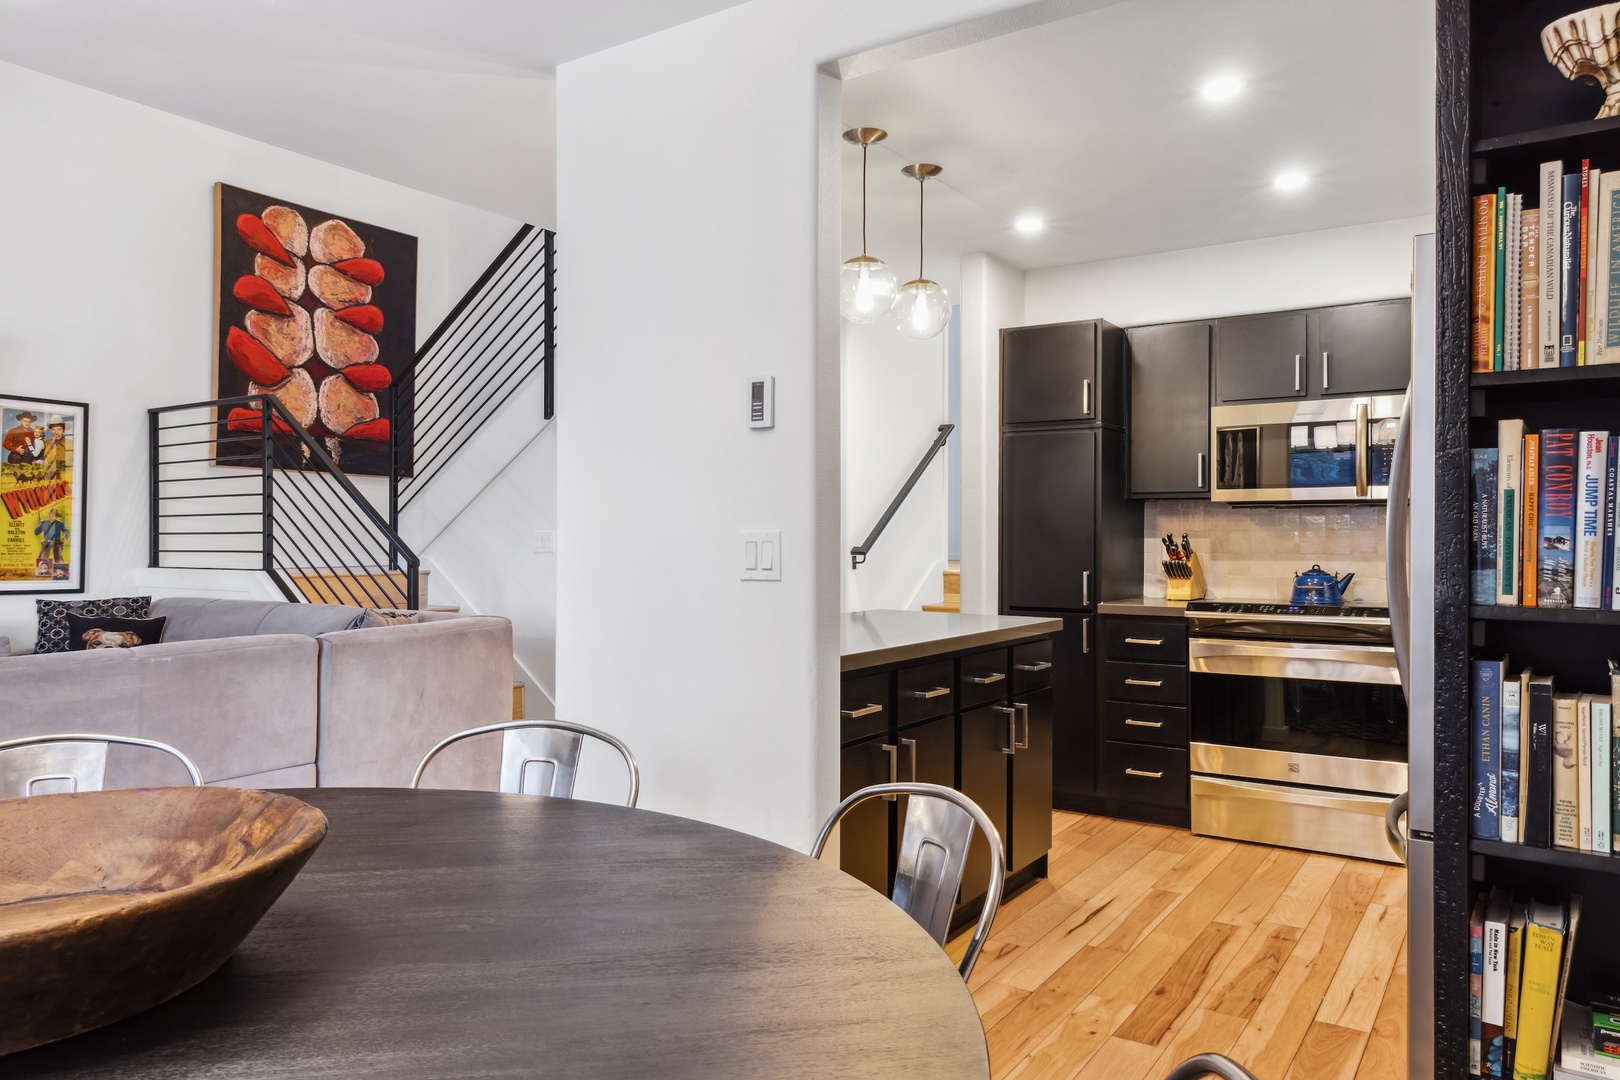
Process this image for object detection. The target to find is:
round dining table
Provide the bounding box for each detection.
[8,787,990,1079]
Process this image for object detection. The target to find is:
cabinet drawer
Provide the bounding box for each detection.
[1102,701,1188,748]
[1103,660,1187,706]
[959,648,1011,710]
[896,661,955,725]
[1011,639,1054,693]
[1098,742,1189,807]
[1102,617,1187,663]
[840,673,891,744]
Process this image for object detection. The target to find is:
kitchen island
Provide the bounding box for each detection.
[839,610,1061,929]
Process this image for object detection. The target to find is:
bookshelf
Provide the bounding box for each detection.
[1438,1,1620,1075]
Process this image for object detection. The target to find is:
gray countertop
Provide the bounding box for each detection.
[841,610,1062,672]
[1096,597,1192,617]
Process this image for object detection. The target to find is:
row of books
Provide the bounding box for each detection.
[1472,423,1617,609]
[1471,661,1620,851]
[1473,158,1620,371]
[1470,889,1580,1079]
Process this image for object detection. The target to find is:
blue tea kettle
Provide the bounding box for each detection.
[1290,564,1354,605]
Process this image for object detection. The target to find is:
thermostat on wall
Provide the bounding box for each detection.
[749,376,774,429]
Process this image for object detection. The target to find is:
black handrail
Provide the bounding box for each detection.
[850,424,954,570]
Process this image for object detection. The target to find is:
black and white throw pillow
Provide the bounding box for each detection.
[65,613,168,651]
[35,596,152,654]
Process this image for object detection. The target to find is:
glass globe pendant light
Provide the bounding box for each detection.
[896,163,949,340]
[840,127,900,324]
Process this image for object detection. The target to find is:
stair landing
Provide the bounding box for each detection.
[922,562,961,614]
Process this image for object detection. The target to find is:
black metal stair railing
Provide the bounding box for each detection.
[850,423,955,570]
[149,395,419,609]
[389,225,554,527]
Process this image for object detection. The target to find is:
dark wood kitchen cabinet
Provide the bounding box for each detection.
[1001,428,1097,613]
[1002,319,1126,428]
[1213,300,1410,404]
[1093,610,1191,827]
[837,736,893,894]
[1125,321,1212,497]
[1213,311,1309,402]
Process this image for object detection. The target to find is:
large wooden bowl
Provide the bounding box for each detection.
[0,786,327,1054]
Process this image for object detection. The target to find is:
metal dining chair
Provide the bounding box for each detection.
[812,782,1004,981]
[410,720,641,808]
[0,732,204,798]
[1163,1054,1259,1080]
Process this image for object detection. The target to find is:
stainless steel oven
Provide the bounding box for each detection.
[1185,601,1408,863]
[1210,394,1406,503]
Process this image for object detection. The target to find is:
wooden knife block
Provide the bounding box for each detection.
[1165,553,1207,601]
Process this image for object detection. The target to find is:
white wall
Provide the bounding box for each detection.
[840,318,948,613]
[958,252,1025,616]
[1023,215,1435,326]
[0,61,524,650]
[553,0,1105,851]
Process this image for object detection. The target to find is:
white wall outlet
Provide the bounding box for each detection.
[741,530,781,581]
[533,530,556,554]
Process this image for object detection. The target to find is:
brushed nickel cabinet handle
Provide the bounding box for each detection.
[993,705,1017,754]
[900,737,917,782]
[883,744,899,800]
[1082,570,1091,607]
[1124,718,1165,728]
[1197,451,1207,490]
[1082,617,1091,655]
[1322,351,1330,390]
[907,687,950,699]
[1082,378,1092,416]
[1125,768,1164,779]
[1124,637,1164,646]
[1294,354,1302,392]
[1124,678,1164,688]
[1015,661,1052,672]
[966,673,1006,685]
[840,704,883,719]
[1014,702,1031,750]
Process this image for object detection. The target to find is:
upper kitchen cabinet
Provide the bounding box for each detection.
[1311,299,1412,397]
[1126,322,1211,498]
[1001,427,1096,612]
[1213,311,1309,403]
[1002,319,1126,427]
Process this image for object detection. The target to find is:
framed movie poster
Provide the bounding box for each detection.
[0,396,87,594]
[212,183,418,477]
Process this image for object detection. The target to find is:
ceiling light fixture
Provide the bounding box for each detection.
[1201,76,1244,102]
[839,127,900,324]
[1015,215,1045,235]
[896,163,950,341]
[1273,170,1309,192]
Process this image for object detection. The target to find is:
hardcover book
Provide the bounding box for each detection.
[1522,667,1535,840]
[1579,694,1595,850]
[1577,431,1610,608]
[1595,697,1612,854]
[1508,193,1524,371]
[1540,429,1579,608]
[1604,438,1618,608]
[1500,185,1510,370]
[1508,902,1528,1076]
[1526,673,1555,848]
[1517,899,1569,1080]
[1503,672,1523,844]
[1527,434,1543,605]
[1581,162,1592,364]
[1554,692,1582,849]
[1560,1004,1620,1079]
[1476,448,1501,605]
[1475,657,1505,840]
[1475,893,1487,1075]
[1563,172,1583,367]
[1542,161,1564,368]
[1594,171,1620,364]
[1485,885,1514,1076]
[1501,419,1527,604]
[1479,193,1500,372]
[1523,207,1542,370]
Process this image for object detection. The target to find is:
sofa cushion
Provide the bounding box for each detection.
[65,613,168,651]
[35,596,151,654]
[152,596,366,642]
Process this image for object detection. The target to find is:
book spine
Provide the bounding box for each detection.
[1476,449,1501,605]
[1479,194,1499,373]
[1501,420,1526,604]
[1580,696,1594,850]
[1506,915,1524,1077]
[1596,700,1612,854]
[1486,907,1510,1076]
[1581,162,1592,364]
[1516,922,1564,1080]
[1597,173,1620,364]
[1499,186,1510,370]
[1508,194,1524,370]
[1527,681,1555,848]
[1524,207,1542,370]
[1543,161,1565,367]
[1503,676,1522,844]
[1578,432,1610,608]
[1613,692,1620,858]
[1526,435,1543,606]
[1475,659,1503,840]
[1564,173,1583,367]
[1521,671,1533,840]
[1475,900,1486,1075]
[1555,695,1581,849]
[1605,437,1618,608]
[1541,430,1579,608]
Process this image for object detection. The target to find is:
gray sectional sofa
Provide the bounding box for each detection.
[0,597,508,791]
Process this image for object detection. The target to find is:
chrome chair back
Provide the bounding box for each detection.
[411,720,640,807]
[1163,1053,1259,1080]
[812,782,1004,981]
[0,733,203,798]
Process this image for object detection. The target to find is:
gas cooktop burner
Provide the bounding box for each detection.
[1184,600,1391,619]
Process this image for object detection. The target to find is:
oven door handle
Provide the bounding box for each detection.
[1188,637,1402,685]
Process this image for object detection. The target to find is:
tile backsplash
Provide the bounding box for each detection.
[1142,501,1388,604]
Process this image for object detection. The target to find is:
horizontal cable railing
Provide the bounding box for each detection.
[150,395,419,608]
[390,224,554,526]
[850,424,954,570]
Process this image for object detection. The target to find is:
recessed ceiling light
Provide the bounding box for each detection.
[1201,76,1243,102]
[1015,215,1045,235]
[1273,170,1308,192]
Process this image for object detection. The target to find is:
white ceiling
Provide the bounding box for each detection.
[0,0,748,223]
[840,0,1436,288]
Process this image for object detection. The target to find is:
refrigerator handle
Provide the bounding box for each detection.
[1384,790,1409,862]
[1386,382,1413,692]
[1082,570,1090,608]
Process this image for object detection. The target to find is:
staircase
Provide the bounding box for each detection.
[922,561,961,613]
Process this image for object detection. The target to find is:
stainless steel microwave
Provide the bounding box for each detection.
[1209,394,1407,503]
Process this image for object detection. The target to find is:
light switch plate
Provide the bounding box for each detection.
[748,376,774,429]
[532,530,556,554]
[741,530,781,581]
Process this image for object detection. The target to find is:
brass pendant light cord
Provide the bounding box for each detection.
[861,143,869,257]
[917,175,925,280]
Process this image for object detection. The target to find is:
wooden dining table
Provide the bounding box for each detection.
[7,787,991,1079]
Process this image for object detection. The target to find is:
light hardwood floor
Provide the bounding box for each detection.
[960,811,1408,1080]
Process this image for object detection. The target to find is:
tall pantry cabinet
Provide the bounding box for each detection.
[1000,320,1146,814]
